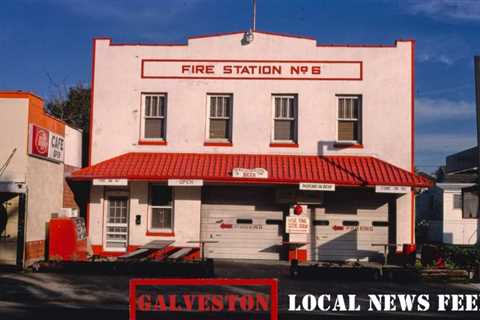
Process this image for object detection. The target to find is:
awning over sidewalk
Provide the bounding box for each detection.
[70,152,432,187]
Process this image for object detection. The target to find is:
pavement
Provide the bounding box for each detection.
[1,259,480,319]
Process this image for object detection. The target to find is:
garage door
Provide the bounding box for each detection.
[201,187,284,260]
[311,191,390,262]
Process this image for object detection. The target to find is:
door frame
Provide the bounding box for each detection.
[103,190,130,252]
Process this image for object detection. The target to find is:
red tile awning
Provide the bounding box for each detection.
[70,152,432,187]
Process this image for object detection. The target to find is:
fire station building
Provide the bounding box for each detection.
[71,31,431,262]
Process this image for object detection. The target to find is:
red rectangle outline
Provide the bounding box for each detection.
[129,278,278,320]
[141,59,363,81]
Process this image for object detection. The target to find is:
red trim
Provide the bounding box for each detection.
[138,140,167,146]
[269,143,299,148]
[88,39,96,166]
[334,143,364,149]
[94,33,408,49]
[410,40,416,244]
[141,59,363,81]
[146,231,175,237]
[204,142,233,147]
[129,278,278,320]
[91,245,140,257]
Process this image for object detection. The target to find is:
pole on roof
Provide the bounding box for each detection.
[252,0,257,31]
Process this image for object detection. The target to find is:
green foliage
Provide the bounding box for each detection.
[45,83,90,131]
[439,244,480,269]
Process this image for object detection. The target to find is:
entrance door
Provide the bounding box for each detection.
[0,198,18,265]
[104,195,129,252]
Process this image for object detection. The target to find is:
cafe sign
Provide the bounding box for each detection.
[28,124,64,163]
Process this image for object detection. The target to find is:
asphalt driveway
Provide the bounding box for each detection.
[1,260,479,319]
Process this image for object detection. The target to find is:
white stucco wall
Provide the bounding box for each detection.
[396,192,413,247]
[64,125,82,168]
[25,156,64,242]
[442,190,479,245]
[0,98,29,183]
[89,183,201,249]
[91,33,413,172]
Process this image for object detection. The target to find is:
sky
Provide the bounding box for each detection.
[1,0,479,173]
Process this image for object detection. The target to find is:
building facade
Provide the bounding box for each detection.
[416,147,479,245]
[0,92,82,267]
[71,31,430,262]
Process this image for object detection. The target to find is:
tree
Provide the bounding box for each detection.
[45,82,90,131]
[45,82,91,166]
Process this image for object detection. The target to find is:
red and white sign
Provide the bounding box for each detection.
[28,124,64,163]
[232,167,268,179]
[286,216,310,234]
[142,59,362,80]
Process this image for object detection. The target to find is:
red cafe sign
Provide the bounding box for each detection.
[28,124,65,163]
[142,59,362,80]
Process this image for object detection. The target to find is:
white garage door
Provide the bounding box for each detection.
[311,191,390,262]
[201,187,284,260]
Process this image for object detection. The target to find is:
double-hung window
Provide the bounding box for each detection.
[207,94,232,141]
[142,94,167,141]
[337,95,362,143]
[273,95,297,142]
[148,185,174,232]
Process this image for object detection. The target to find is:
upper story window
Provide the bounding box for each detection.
[453,194,462,209]
[142,93,167,140]
[337,95,362,143]
[273,95,297,142]
[207,94,232,141]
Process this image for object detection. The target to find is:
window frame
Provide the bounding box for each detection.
[140,93,168,142]
[453,193,462,210]
[103,190,130,252]
[271,94,298,144]
[147,184,174,233]
[336,95,362,144]
[205,93,233,143]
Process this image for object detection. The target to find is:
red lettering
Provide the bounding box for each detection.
[169,295,178,311]
[211,295,224,311]
[205,65,214,74]
[153,295,168,311]
[227,294,239,311]
[239,295,255,311]
[290,66,300,74]
[223,65,232,74]
[181,65,190,73]
[137,294,152,311]
[198,295,207,311]
[312,66,321,74]
[272,65,282,74]
[256,294,270,311]
[183,294,194,311]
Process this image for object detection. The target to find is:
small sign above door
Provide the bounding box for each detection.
[168,179,203,186]
[92,179,128,186]
[375,185,410,194]
[299,182,335,191]
[232,168,268,179]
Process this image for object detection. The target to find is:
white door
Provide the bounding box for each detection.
[201,204,283,260]
[311,207,389,262]
[104,194,129,252]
